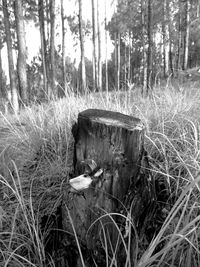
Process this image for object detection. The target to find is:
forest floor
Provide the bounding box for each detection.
[0,82,200,266]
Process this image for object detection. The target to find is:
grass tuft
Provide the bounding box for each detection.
[0,84,200,266]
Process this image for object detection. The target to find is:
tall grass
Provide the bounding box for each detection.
[0,83,200,266]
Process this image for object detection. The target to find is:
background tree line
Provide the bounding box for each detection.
[0,0,200,113]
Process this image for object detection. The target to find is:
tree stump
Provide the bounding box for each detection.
[62,109,155,266]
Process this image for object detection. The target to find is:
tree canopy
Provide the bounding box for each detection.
[0,0,200,111]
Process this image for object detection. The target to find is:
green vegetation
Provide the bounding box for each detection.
[0,83,200,266]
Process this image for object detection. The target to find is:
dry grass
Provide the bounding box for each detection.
[0,84,200,266]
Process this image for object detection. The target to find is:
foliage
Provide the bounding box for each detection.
[1,0,200,105]
[67,15,92,37]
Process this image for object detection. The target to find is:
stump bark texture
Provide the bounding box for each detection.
[62,109,155,266]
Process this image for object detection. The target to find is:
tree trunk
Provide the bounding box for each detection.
[183,0,190,70]
[78,0,86,93]
[45,0,50,44]
[15,0,28,106]
[147,0,153,94]
[141,0,147,95]
[38,0,48,96]
[50,0,56,97]
[113,4,118,90]
[0,37,3,99]
[97,0,102,91]
[117,32,121,91]
[60,0,66,97]
[2,0,19,113]
[62,109,155,266]
[91,0,97,91]
[169,40,174,76]
[124,39,127,88]
[128,31,131,83]
[166,0,173,76]
[104,0,108,94]
[0,35,7,110]
[162,0,168,78]
[114,30,118,90]
[177,0,183,72]
[197,0,200,17]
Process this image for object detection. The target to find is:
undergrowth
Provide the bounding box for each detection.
[0,84,200,266]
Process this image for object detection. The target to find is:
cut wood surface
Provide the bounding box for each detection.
[62,109,155,266]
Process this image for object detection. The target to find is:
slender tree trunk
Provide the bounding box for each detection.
[124,40,127,88]
[147,0,153,94]
[78,0,86,93]
[169,41,174,76]
[50,0,56,97]
[45,0,50,43]
[177,0,182,72]
[162,0,168,78]
[177,32,182,71]
[162,35,166,78]
[38,0,48,96]
[117,32,120,91]
[128,31,131,83]
[15,0,28,105]
[196,0,200,67]
[61,0,66,97]
[183,0,190,70]
[104,0,108,94]
[2,0,19,113]
[97,0,102,91]
[91,0,97,91]
[197,0,200,17]
[0,37,3,99]
[113,4,118,90]
[166,0,173,76]
[131,35,135,82]
[141,0,147,95]
[114,31,118,89]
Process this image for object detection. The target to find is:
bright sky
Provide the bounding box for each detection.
[2,0,115,79]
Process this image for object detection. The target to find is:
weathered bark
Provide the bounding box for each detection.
[50,0,56,97]
[60,0,66,97]
[78,0,86,93]
[38,0,48,95]
[91,0,97,91]
[15,0,28,105]
[62,109,155,266]
[2,0,19,113]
